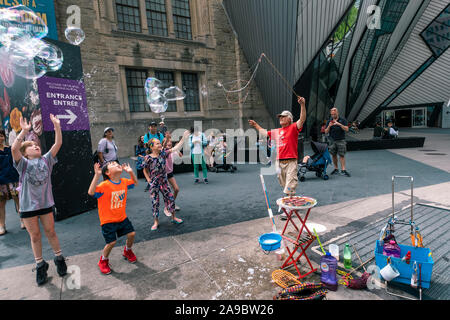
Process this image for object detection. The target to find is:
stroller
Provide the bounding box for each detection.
[298,141,332,181]
[209,134,237,173]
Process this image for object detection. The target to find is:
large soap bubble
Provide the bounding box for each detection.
[35,41,64,72]
[145,77,163,93]
[0,5,61,80]
[0,5,48,47]
[146,87,168,114]
[163,86,186,101]
[64,26,85,45]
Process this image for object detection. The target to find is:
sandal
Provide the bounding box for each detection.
[151,224,158,231]
[0,227,6,236]
[171,218,183,225]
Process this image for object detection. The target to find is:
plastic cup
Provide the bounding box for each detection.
[329,244,339,261]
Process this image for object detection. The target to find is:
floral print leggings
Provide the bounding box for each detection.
[150,177,175,218]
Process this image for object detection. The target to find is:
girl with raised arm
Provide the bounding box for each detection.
[11,115,67,286]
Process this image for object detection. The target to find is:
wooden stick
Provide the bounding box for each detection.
[351,244,366,272]
[345,257,374,277]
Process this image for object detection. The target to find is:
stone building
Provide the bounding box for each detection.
[52,0,274,157]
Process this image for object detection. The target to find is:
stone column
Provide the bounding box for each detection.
[139,0,149,33]
[165,0,176,37]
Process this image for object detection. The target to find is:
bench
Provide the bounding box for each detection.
[346,137,425,151]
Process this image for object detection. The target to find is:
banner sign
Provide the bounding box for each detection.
[0,0,58,40]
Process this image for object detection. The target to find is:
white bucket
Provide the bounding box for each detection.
[380,263,400,281]
[329,244,339,261]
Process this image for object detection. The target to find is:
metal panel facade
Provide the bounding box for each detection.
[357,0,450,122]
[222,0,298,126]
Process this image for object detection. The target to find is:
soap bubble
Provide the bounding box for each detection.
[64,26,85,45]
[146,87,168,114]
[0,6,62,80]
[145,77,163,93]
[35,41,64,72]
[149,96,168,114]
[0,5,48,47]
[9,54,47,80]
[7,40,63,79]
[163,86,186,101]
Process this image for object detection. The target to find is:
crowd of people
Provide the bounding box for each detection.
[0,96,361,284]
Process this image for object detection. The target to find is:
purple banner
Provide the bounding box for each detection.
[37,76,90,131]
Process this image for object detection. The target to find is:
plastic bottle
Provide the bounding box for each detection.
[320,252,338,291]
[343,243,352,269]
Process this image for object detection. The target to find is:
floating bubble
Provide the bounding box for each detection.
[0,5,48,47]
[0,48,15,88]
[8,36,46,65]
[64,26,85,45]
[147,90,168,114]
[145,77,163,93]
[163,86,186,101]
[149,98,168,114]
[35,41,64,72]
[10,54,47,80]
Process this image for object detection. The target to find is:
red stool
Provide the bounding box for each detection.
[276,196,318,279]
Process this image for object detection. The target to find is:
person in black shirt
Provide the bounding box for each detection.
[325,108,350,177]
[373,122,383,139]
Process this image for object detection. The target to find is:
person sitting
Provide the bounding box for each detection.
[349,121,359,133]
[373,122,383,139]
[383,121,399,139]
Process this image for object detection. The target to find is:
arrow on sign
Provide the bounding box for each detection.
[56,109,77,125]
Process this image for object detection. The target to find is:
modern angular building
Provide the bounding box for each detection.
[223,0,450,135]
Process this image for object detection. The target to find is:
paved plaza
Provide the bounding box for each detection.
[1,128,449,300]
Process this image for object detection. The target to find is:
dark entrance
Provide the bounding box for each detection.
[395,110,412,127]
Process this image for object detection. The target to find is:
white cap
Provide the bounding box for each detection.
[277,111,293,122]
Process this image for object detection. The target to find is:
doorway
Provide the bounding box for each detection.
[395,110,411,127]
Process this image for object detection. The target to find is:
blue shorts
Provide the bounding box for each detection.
[101,217,135,244]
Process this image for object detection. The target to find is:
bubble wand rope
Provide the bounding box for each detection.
[260,53,300,98]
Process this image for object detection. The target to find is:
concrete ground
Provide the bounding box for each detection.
[0,128,449,300]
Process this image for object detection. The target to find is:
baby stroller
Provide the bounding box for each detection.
[298,141,332,181]
[210,134,237,173]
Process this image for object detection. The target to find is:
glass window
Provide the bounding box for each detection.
[146,0,168,37]
[182,72,200,111]
[154,70,177,112]
[172,0,192,40]
[126,69,148,112]
[116,0,142,33]
[420,3,450,57]
[347,0,409,116]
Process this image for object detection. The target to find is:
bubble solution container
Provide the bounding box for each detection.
[320,252,338,291]
[383,240,401,258]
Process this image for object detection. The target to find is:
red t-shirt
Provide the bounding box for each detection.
[268,123,302,160]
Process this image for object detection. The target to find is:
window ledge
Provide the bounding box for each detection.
[111,30,207,47]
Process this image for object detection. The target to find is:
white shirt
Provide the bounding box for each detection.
[192,134,203,154]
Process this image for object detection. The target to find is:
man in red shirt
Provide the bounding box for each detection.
[249,96,306,202]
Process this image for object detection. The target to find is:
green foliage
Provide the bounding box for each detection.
[333,6,359,43]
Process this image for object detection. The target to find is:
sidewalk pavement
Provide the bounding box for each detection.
[1,129,449,300]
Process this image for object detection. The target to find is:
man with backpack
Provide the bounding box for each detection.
[143,122,165,145]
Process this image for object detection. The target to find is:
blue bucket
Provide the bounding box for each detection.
[259,233,282,252]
